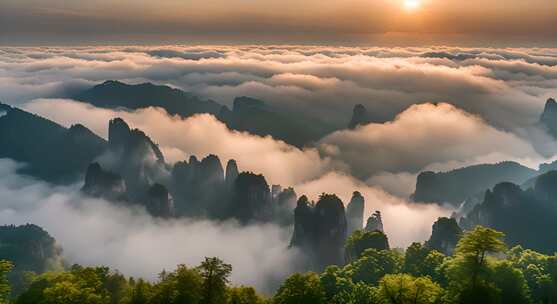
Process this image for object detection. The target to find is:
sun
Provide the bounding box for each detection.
[404,0,421,11]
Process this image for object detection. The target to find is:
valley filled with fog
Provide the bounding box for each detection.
[2,45,557,299]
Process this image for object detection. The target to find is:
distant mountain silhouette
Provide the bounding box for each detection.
[460,171,557,253]
[540,98,557,138]
[291,194,348,270]
[74,81,331,147]
[412,162,537,207]
[348,104,373,129]
[0,102,107,183]
[0,224,63,295]
[75,80,222,117]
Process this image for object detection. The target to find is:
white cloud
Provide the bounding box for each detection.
[0,158,300,293]
[319,103,546,178]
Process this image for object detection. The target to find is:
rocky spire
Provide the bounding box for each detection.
[108,118,131,151]
[425,217,462,255]
[348,104,370,129]
[232,172,271,223]
[313,194,348,268]
[365,210,384,232]
[82,162,127,201]
[346,191,365,236]
[225,159,239,188]
[146,183,173,218]
[541,98,557,137]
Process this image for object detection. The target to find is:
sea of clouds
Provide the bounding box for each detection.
[1,45,557,290]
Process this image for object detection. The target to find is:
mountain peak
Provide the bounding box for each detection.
[541,98,557,138]
[233,96,266,112]
[348,104,370,129]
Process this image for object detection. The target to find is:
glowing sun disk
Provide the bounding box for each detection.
[404,0,421,10]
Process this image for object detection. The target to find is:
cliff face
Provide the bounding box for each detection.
[146,183,174,218]
[541,98,557,138]
[171,155,227,218]
[365,211,384,233]
[425,217,462,255]
[0,102,107,183]
[82,163,127,201]
[348,104,372,129]
[291,194,348,270]
[460,171,557,253]
[232,172,272,223]
[413,162,537,207]
[346,191,365,235]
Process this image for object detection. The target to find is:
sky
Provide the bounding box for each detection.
[1,0,557,46]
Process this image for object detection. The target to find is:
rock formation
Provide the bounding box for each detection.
[231,172,272,223]
[82,163,127,201]
[0,103,107,183]
[346,191,365,235]
[412,162,537,207]
[348,104,371,129]
[290,194,348,270]
[365,210,384,232]
[426,217,462,255]
[541,98,557,138]
[146,183,174,218]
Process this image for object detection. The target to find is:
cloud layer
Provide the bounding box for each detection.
[0,45,555,132]
[320,102,546,178]
[0,159,300,293]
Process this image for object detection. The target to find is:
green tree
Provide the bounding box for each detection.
[403,243,445,281]
[508,246,557,303]
[377,274,444,304]
[443,226,507,303]
[198,257,232,304]
[344,249,403,285]
[319,266,353,302]
[273,273,325,304]
[491,261,531,304]
[124,279,152,304]
[0,260,13,304]
[454,226,506,288]
[226,286,265,304]
[150,265,203,304]
[346,230,390,262]
[332,283,377,304]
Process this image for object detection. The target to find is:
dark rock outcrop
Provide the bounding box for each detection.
[171,155,226,218]
[225,159,239,188]
[541,98,557,138]
[75,81,333,148]
[346,191,365,235]
[425,217,462,255]
[105,118,167,202]
[460,172,557,253]
[231,172,272,223]
[146,183,173,218]
[75,80,222,118]
[290,194,348,270]
[273,187,298,226]
[0,103,107,183]
[365,210,384,233]
[348,104,372,129]
[413,162,537,207]
[82,163,127,201]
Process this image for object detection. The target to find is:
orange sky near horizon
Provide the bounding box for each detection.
[1,0,556,45]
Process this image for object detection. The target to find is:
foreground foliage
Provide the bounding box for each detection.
[4,226,557,303]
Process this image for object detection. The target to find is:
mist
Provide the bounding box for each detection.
[0,158,301,293]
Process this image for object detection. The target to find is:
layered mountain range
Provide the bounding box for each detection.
[1,84,557,268]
